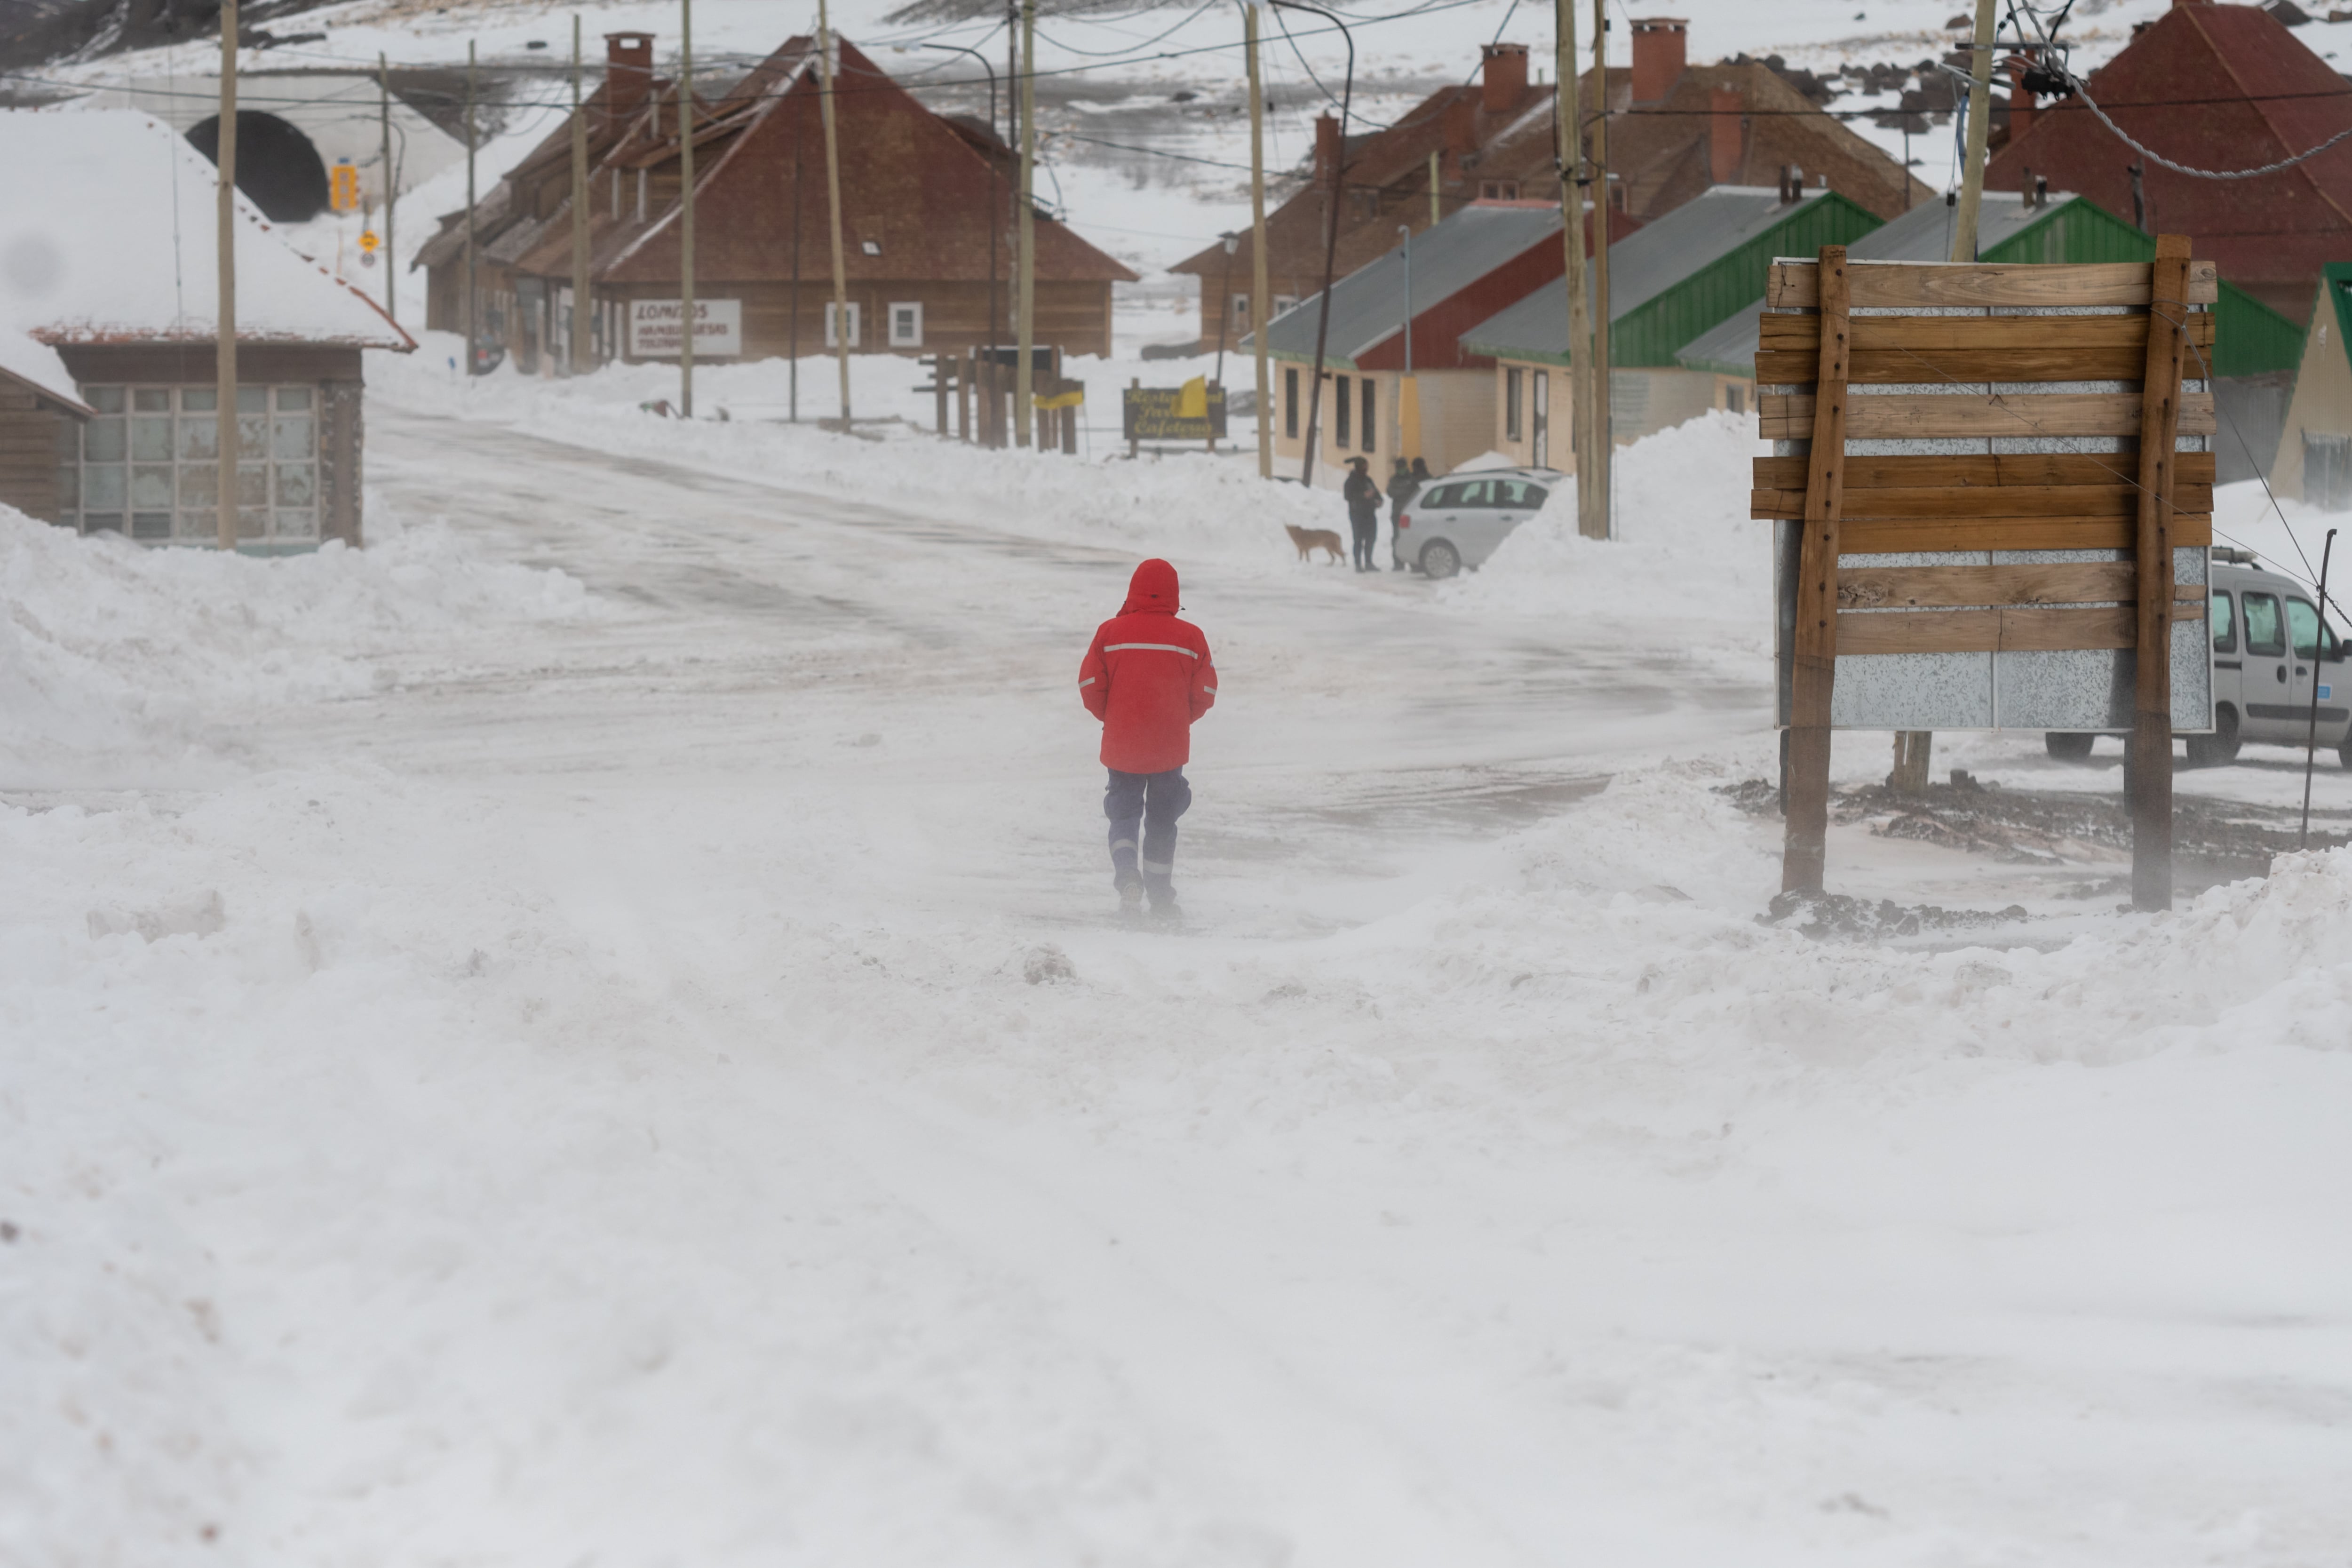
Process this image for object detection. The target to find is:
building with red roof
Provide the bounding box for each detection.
[1987,0,2352,324]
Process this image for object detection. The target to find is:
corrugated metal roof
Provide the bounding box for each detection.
[1674,195,2082,377]
[1256,202,1563,367]
[1460,187,1833,362]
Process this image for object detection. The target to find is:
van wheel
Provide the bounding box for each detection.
[2187,705,2241,767]
[1419,539,1461,580]
[2044,732,2095,762]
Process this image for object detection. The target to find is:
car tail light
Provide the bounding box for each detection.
[1398,513,1411,528]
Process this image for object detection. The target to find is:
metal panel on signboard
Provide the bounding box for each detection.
[628,298,743,358]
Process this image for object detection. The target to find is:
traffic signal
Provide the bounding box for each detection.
[330,162,360,213]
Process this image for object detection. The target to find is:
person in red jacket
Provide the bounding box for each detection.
[1078,558,1217,917]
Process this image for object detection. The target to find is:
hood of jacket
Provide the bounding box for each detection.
[1120,558,1180,615]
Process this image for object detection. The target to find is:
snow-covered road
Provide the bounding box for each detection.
[8,406,2351,1568]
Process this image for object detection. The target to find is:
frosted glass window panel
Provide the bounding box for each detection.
[130,416,172,461]
[86,386,125,414]
[178,414,217,460]
[235,386,266,413]
[178,463,217,509]
[273,510,317,540]
[274,463,316,508]
[83,465,124,509]
[133,389,169,413]
[272,414,314,461]
[181,387,216,413]
[237,509,266,540]
[85,419,125,462]
[236,413,268,460]
[131,512,171,541]
[275,386,312,411]
[234,464,268,507]
[176,509,215,541]
[130,465,174,509]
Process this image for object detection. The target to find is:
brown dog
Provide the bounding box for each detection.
[1285,523,1346,564]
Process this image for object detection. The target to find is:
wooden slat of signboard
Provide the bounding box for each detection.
[1750,481,2217,522]
[1756,312,2216,385]
[2131,234,2193,913]
[1836,562,2137,609]
[1766,258,2219,309]
[1784,245,1850,895]
[1837,513,2213,553]
[1758,390,2217,440]
[1754,452,2216,491]
[1836,605,2130,654]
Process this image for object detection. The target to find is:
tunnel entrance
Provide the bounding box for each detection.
[185,111,330,223]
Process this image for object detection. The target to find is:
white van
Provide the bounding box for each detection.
[1394,467,1561,578]
[2045,555,2350,766]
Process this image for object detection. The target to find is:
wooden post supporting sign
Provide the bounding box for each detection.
[1782,244,1849,894]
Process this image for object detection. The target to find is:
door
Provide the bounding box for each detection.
[2285,596,2349,741]
[2237,589,2293,739]
[2209,588,2241,721]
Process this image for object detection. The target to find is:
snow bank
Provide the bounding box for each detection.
[1434,412,1776,669]
[0,504,599,772]
[371,334,1341,568]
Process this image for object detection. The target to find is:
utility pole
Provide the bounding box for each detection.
[216,0,238,551]
[1428,149,1440,228]
[818,0,851,423]
[464,39,477,374]
[679,0,695,417]
[1589,0,1611,537]
[1248,4,1272,479]
[1898,0,1997,795]
[569,19,589,372]
[379,51,397,326]
[1950,0,1997,264]
[1556,0,1597,537]
[1272,0,1352,491]
[790,133,801,422]
[1015,0,1038,448]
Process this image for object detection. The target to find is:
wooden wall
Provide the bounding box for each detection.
[0,390,68,523]
[590,278,1117,362]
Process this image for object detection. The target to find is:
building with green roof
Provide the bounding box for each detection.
[2270,263,2352,507]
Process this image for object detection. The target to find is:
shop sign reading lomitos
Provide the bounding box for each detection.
[628,299,743,358]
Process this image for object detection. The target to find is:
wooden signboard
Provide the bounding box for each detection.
[1757,240,2212,910]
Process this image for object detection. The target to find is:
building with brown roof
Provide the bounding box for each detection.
[1174,20,1927,354]
[418,33,1137,369]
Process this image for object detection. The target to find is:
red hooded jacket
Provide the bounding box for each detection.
[1079,559,1217,774]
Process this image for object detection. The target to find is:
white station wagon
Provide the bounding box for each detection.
[1395,467,1562,579]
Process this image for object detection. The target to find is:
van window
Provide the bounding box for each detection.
[2243,592,2285,656]
[1491,478,1546,508]
[2288,597,2339,660]
[1420,482,1459,509]
[2210,589,2236,653]
[1450,479,1492,508]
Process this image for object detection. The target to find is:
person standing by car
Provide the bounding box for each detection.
[1343,456,1383,572]
[1385,457,1420,572]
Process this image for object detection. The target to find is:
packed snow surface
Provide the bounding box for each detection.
[5,384,2352,1566]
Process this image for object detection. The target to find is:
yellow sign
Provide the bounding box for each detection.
[330,162,361,213]
[1176,375,1208,419]
[358,230,380,254]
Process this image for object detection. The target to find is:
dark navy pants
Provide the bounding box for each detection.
[1105,767,1191,887]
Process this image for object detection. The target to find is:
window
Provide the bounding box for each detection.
[2288,597,2337,661]
[1505,366,1523,441]
[1284,367,1299,438]
[1492,478,1546,508]
[1359,377,1376,452]
[1532,370,1549,467]
[1725,383,1746,415]
[1479,180,1520,200]
[861,240,882,256]
[65,383,318,545]
[826,301,862,347]
[1231,294,1250,326]
[1449,479,1492,508]
[888,301,923,348]
[635,168,647,223]
[2211,590,2237,653]
[2244,592,2285,657]
[1273,294,1299,318]
[1420,482,1459,509]
[1334,375,1351,449]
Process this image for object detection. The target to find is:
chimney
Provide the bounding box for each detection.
[2007,56,2034,143]
[1709,85,1744,184]
[1480,42,1530,113]
[604,32,654,127]
[1314,112,1340,186]
[1630,17,1688,104]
